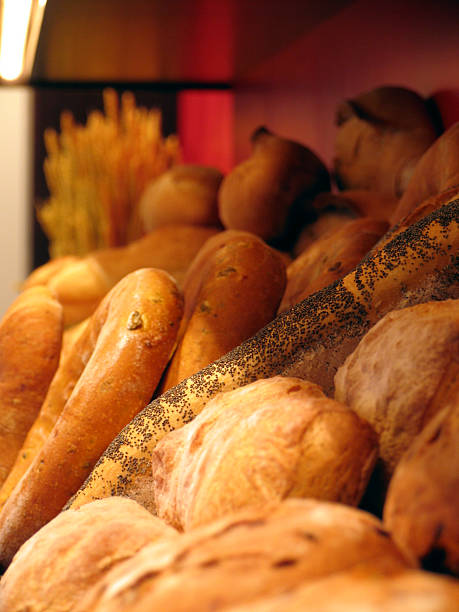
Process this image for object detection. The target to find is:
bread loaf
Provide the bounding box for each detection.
[152,376,378,530]
[226,568,459,612]
[160,231,286,391]
[279,217,388,313]
[0,318,90,510]
[334,300,459,484]
[334,86,438,198]
[218,126,330,245]
[0,497,177,612]
[138,164,223,231]
[76,498,412,612]
[384,397,459,575]
[0,286,63,487]
[23,224,219,326]
[392,122,459,224]
[0,268,184,567]
[68,199,459,512]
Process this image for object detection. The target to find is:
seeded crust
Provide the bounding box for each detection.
[68,200,459,512]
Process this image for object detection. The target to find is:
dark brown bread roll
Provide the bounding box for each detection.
[218,127,330,245]
[334,86,438,198]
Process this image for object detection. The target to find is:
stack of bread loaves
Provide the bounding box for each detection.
[0,85,458,611]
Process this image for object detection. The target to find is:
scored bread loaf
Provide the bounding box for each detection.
[68,198,459,512]
[75,498,412,612]
[0,268,184,567]
[23,224,219,326]
[0,286,63,487]
[152,376,378,530]
[160,231,286,391]
[0,497,177,612]
[384,396,459,576]
[334,299,459,486]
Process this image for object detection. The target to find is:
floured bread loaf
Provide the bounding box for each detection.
[384,397,459,576]
[0,497,177,612]
[335,300,459,484]
[76,498,412,612]
[152,376,378,530]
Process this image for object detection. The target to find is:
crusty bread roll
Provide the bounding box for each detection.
[218,126,330,245]
[138,164,223,231]
[384,397,459,576]
[279,217,388,313]
[160,231,286,391]
[152,376,378,530]
[23,224,219,326]
[69,199,459,512]
[334,300,459,486]
[226,568,459,612]
[0,268,184,567]
[392,122,459,224]
[0,286,63,487]
[334,86,438,198]
[0,497,177,612]
[76,499,412,612]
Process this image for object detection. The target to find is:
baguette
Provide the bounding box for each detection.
[0,287,63,487]
[0,268,184,566]
[68,199,459,512]
[23,224,219,326]
[0,319,90,510]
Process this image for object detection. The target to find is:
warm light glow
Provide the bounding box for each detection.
[0,0,34,80]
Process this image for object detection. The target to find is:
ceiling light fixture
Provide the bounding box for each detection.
[0,0,48,82]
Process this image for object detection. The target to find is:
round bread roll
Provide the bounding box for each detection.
[218,126,330,245]
[334,86,438,198]
[138,164,223,231]
[152,376,378,530]
[0,497,177,612]
[76,498,412,612]
[334,299,459,486]
[226,568,459,612]
[279,217,388,313]
[384,397,459,576]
